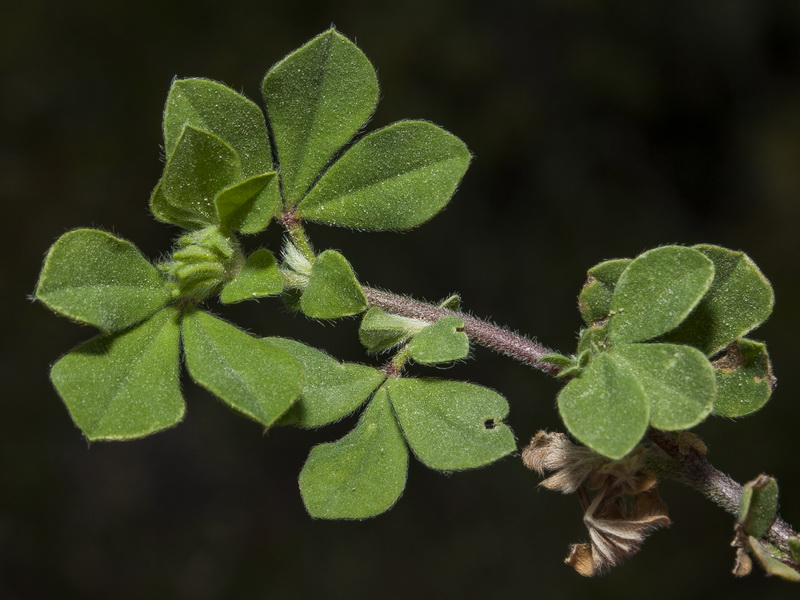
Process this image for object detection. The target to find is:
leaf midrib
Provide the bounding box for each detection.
[90,310,174,433]
[301,154,463,215]
[191,316,269,422]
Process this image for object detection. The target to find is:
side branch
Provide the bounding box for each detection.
[342,280,800,558]
[647,429,797,554]
[362,286,560,376]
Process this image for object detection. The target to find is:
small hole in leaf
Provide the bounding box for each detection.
[484,419,496,430]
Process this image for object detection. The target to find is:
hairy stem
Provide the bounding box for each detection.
[281,210,315,261]
[364,286,798,558]
[281,251,798,557]
[363,286,561,376]
[646,429,797,555]
[276,224,556,376]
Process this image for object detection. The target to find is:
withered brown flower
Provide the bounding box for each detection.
[523,431,670,576]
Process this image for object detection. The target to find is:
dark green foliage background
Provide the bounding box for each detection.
[4,0,800,597]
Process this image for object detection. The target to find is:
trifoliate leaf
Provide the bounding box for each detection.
[50,307,184,440]
[407,316,469,364]
[713,339,775,417]
[740,474,779,539]
[301,250,368,318]
[215,172,280,234]
[182,310,301,426]
[662,245,774,356]
[36,229,170,333]
[150,126,240,229]
[220,249,282,304]
[267,337,384,428]
[163,78,272,176]
[386,378,516,471]
[609,246,715,344]
[299,387,408,519]
[747,538,800,582]
[297,121,471,230]
[358,307,425,353]
[612,343,715,431]
[578,258,632,325]
[263,28,379,206]
[557,352,649,459]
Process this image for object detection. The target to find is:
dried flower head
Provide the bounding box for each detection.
[523,431,670,576]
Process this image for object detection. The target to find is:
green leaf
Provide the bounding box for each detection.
[358,307,424,353]
[263,28,379,205]
[747,538,800,582]
[36,229,170,333]
[789,537,800,564]
[215,172,280,234]
[150,126,240,229]
[266,337,385,428]
[541,352,590,379]
[578,258,632,325]
[609,246,715,344]
[539,353,576,370]
[163,78,272,176]
[589,257,633,286]
[407,316,469,364]
[297,121,471,230]
[576,325,609,356]
[220,248,282,304]
[558,342,714,455]
[160,80,280,233]
[281,287,303,313]
[299,387,408,519]
[612,343,715,431]
[50,308,184,440]
[740,474,779,539]
[182,310,302,426]
[439,294,461,311]
[558,352,649,459]
[713,339,775,417]
[662,245,774,356]
[301,250,368,318]
[387,378,516,471]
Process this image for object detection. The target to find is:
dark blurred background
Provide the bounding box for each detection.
[3,0,800,597]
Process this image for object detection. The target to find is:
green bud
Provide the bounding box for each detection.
[160,226,244,301]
